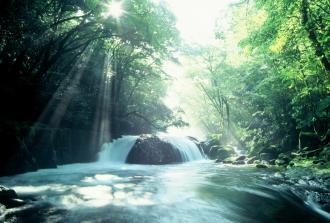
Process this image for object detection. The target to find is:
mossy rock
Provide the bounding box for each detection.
[207,145,236,161]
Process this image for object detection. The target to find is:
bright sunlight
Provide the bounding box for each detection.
[103,1,124,19]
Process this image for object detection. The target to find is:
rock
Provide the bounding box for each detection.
[199,141,212,155]
[209,145,221,159]
[0,186,25,208]
[222,157,235,164]
[215,158,222,163]
[2,198,25,208]
[199,141,209,154]
[216,147,236,161]
[0,186,17,200]
[256,164,268,168]
[247,156,257,164]
[253,160,261,165]
[236,155,247,161]
[233,160,245,165]
[126,135,182,164]
[206,145,236,161]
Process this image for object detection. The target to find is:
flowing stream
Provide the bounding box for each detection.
[1,136,329,223]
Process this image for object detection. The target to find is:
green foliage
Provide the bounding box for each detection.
[187,0,330,159]
[0,0,181,139]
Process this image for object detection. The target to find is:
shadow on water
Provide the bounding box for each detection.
[0,162,329,223]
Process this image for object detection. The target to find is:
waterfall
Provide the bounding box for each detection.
[97,135,204,163]
[162,136,204,161]
[97,136,139,163]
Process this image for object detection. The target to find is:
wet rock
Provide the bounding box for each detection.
[236,155,247,161]
[3,198,25,208]
[0,186,17,200]
[0,186,25,208]
[222,157,235,164]
[256,164,268,168]
[207,145,236,161]
[253,160,261,164]
[126,135,182,164]
[247,156,257,164]
[233,160,245,165]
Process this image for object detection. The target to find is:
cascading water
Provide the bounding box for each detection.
[161,136,205,161]
[97,135,139,163]
[97,135,204,163]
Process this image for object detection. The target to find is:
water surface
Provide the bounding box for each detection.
[1,161,329,223]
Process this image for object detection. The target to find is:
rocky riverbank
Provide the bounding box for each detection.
[200,135,330,170]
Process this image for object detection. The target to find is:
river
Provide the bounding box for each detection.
[0,136,329,222]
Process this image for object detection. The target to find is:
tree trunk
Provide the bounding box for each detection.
[301,0,330,72]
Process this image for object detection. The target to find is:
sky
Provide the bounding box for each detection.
[166,0,233,44]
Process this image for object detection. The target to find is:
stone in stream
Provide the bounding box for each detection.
[247,156,257,164]
[236,155,247,161]
[126,135,183,164]
[256,163,268,168]
[208,145,236,161]
[233,160,245,165]
[0,185,25,208]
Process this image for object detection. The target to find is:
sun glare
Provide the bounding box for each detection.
[104,1,124,19]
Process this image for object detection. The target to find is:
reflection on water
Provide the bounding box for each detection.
[0,161,329,223]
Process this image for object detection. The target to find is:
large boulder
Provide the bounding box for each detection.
[207,145,236,161]
[126,135,183,164]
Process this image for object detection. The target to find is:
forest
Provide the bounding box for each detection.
[0,0,329,222]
